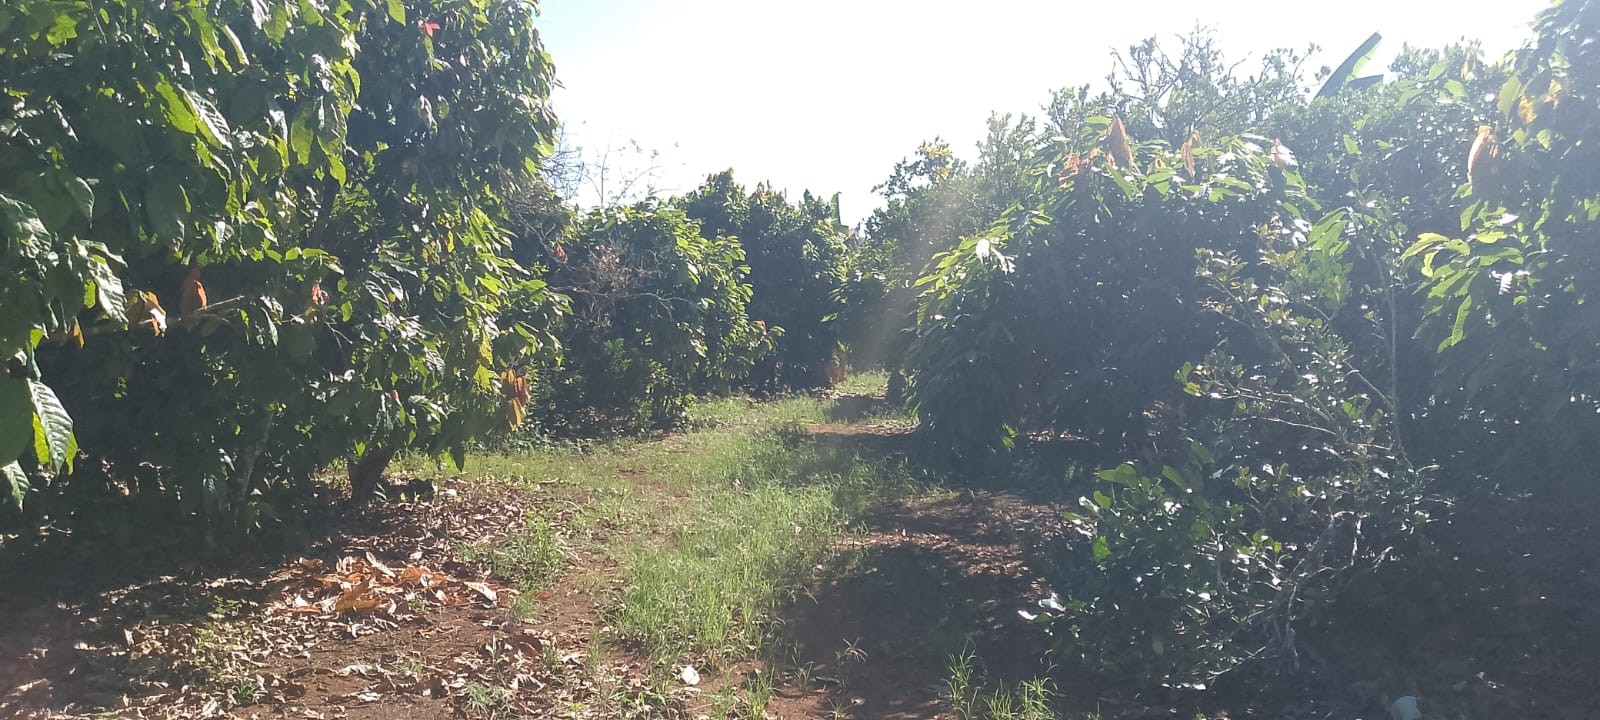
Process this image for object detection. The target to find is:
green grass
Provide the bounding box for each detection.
[458,511,565,588]
[459,681,514,718]
[948,648,1077,720]
[607,388,918,669]
[400,372,919,696]
[615,476,840,665]
[456,510,566,622]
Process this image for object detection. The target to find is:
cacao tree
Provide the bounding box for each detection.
[1,0,561,529]
[680,171,850,391]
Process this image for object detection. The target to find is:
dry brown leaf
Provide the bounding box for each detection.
[365,552,397,580]
[288,595,321,613]
[333,579,379,613]
[463,582,498,604]
[1059,151,1082,183]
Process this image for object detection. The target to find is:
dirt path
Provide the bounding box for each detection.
[765,489,1074,720]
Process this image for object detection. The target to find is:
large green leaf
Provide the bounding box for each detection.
[26,379,74,474]
[90,255,126,323]
[153,79,199,134]
[1315,33,1382,100]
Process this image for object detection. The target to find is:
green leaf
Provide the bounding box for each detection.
[1092,536,1110,561]
[1309,209,1346,249]
[183,88,233,150]
[60,172,94,220]
[1,461,25,509]
[145,182,188,243]
[1496,76,1524,116]
[27,379,74,474]
[91,257,127,323]
[386,0,406,23]
[1441,295,1474,352]
[289,102,317,165]
[154,80,199,134]
[1401,233,1449,260]
[46,12,78,45]
[264,0,290,42]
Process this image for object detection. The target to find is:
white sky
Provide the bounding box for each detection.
[539,0,1548,223]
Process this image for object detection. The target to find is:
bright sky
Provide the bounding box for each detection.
[538,0,1548,223]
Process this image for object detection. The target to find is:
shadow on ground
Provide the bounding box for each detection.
[768,402,1086,718]
[0,488,479,716]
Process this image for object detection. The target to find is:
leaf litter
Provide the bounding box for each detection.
[0,479,669,719]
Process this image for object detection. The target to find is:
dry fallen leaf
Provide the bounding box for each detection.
[464,581,498,604]
[365,552,397,579]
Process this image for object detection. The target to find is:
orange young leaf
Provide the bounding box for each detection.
[1468,125,1498,189]
[1105,115,1134,169]
[180,267,208,315]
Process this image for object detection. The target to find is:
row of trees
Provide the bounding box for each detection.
[849,0,1599,685]
[506,173,849,439]
[0,1,850,537]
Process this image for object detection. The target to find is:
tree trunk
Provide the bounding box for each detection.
[886,369,908,406]
[348,444,399,502]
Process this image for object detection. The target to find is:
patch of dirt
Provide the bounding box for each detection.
[768,485,1078,720]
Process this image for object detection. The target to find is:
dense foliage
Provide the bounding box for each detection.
[521,202,769,437]
[2,0,559,527]
[895,0,1600,685]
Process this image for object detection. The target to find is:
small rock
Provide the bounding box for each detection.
[680,665,700,686]
[1390,696,1421,720]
